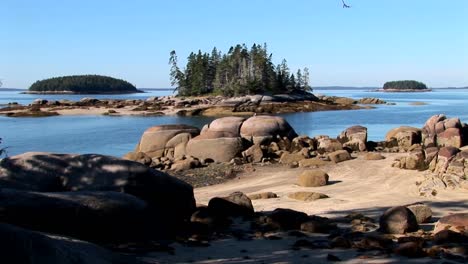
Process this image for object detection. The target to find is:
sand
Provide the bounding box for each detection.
[146,152,467,263]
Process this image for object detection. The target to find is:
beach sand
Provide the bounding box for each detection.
[146,152,467,263]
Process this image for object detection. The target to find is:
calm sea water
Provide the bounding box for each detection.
[1,88,468,157]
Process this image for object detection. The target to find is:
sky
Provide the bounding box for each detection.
[1,0,467,88]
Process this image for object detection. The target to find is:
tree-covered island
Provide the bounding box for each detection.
[27,75,141,94]
[169,43,312,97]
[382,80,429,91]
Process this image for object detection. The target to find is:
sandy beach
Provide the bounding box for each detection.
[146,152,468,263]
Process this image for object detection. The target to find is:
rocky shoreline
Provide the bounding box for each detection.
[0,114,467,263]
[0,93,388,117]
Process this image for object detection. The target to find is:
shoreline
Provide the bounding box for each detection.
[0,94,387,118]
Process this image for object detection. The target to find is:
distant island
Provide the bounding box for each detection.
[379,80,431,92]
[27,75,141,94]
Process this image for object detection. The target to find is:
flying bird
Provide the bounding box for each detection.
[342,0,351,8]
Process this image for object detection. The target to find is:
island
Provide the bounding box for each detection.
[26,75,141,94]
[379,80,431,92]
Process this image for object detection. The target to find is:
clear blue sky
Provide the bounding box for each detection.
[1,0,467,88]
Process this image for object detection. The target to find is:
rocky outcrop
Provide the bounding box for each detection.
[422,114,466,148]
[0,152,196,235]
[0,223,143,264]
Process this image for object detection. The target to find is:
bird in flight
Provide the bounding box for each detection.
[342,0,351,8]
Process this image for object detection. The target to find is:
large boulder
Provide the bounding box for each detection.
[208,192,254,218]
[338,125,367,151]
[0,223,143,264]
[385,126,421,150]
[202,116,245,137]
[260,208,310,230]
[297,170,329,187]
[132,124,200,159]
[406,203,432,224]
[186,132,244,163]
[240,115,297,144]
[0,189,148,243]
[379,206,419,234]
[0,152,196,233]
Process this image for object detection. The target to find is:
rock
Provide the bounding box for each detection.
[330,236,352,248]
[385,126,421,150]
[379,206,419,234]
[122,151,152,166]
[317,137,343,153]
[202,116,245,137]
[287,192,329,202]
[208,192,254,218]
[290,136,316,153]
[437,127,463,148]
[298,158,330,167]
[392,150,426,170]
[300,218,336,233]
[338,125,367,151]
[240,115,297,144]
[433,146,460,175]
[433,230,468,244]
[0,188,148,243]
[0,152,196,235]
[279,151,306,164]
[186,133,244,163]
[0,223,142,264]
[422,114,447,147]
[242,144,264,163]
[297,170,329,187]
[262,208,310,230]
[406,203,432,224]
[364,152,385,160]
[248,192,278,200]
[393,242,426,258]
[434,213,468,235]
[328,150,351,163]
[135,124,200,159]
[170,157,201,171]
[359,97,386,104]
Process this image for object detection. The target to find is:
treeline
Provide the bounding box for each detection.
[383,80,427,90]
[29,75,139,94]
[169,43,311,96]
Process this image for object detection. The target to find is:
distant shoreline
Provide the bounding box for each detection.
[373,88,433,93]
[21,90,145,95]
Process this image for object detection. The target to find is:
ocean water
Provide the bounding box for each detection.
[1,88,468,157]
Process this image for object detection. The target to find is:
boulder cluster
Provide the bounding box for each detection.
[125,116,380,172]
[387,114,468,195]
